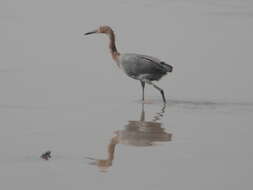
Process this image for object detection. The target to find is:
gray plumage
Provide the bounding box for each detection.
[84,25,173,103]
[119,53,173,81]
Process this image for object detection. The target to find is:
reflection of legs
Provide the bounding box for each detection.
[140,102,145,121]
[146,81,166,103]
[140,81,145,101]
[152,103,166,122]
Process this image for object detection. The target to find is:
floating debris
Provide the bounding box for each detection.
[40,151,51,160]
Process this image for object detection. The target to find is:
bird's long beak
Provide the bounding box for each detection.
[84,30,97,35]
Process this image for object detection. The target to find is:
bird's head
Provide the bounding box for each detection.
[84,25,113,36]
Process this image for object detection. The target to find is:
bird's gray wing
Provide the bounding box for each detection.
[121,54,169,81]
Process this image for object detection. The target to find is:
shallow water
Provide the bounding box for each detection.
[1,0,253,189]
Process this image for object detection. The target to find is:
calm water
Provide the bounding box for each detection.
[0,0,253,189]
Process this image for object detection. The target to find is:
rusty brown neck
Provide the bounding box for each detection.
[107,30,120,62]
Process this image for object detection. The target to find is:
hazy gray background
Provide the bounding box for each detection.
[0,0,253,190]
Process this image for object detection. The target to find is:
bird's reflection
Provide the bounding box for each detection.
[87,103,172,172]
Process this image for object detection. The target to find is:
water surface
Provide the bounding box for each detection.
[0,0,253,189]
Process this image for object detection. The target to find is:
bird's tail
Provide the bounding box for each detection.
[160,62,173,72]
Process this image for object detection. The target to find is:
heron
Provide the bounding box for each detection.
[84,25,173,103]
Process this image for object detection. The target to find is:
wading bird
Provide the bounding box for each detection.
[84,25,173,103]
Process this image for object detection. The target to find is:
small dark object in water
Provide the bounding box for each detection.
[40,151,51,160]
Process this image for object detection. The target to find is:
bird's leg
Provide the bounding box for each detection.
[140,81,145,101]
[149,82,166,103]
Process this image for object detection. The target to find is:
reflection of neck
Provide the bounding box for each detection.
[107,136,118,162]
[108,31,120,62]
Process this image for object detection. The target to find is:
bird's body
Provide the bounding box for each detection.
[84,25,173,103]
[118,53,172,81]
